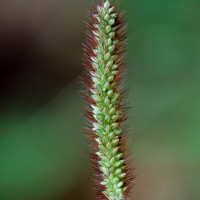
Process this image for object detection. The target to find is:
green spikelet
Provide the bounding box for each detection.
[82,1,134,199]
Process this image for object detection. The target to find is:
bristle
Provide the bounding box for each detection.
[82,0,135,199]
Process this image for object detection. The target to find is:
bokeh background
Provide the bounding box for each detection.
[0,0,199,199]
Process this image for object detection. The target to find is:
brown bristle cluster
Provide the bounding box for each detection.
[81,0,135,199]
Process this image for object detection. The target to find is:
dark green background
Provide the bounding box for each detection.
[0,0,199,199]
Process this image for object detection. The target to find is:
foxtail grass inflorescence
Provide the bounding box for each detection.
[82,0,134,199]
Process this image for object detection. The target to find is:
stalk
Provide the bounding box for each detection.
[82,1,134,199]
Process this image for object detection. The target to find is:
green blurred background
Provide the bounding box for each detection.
[0,0,199,199]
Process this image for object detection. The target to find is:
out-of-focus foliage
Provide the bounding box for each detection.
[0,0,199,200]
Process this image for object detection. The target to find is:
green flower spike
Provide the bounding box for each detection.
[82,1,135,199]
